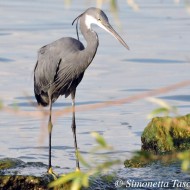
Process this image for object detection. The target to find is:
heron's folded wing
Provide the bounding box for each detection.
[34,37,84,95]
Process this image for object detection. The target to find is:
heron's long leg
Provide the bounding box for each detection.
[48,97,53,173]
[71,90,80,171]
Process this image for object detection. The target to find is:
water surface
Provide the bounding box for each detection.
[0,0,190,185]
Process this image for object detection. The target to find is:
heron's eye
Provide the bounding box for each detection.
[98,18,101,21]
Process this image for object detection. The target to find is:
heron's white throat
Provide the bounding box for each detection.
[85,15,110,34]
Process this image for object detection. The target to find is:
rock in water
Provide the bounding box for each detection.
[141,114,190,153]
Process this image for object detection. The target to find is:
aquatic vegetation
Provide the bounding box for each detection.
[124,151,151,168]
[0,175,52,190]
[0,158,24,170]
[141,114,190,153]
[0,158,56,189]
[124,150,190,171]
[124,113,190,172]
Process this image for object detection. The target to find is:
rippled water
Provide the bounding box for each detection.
[0,0,190,186]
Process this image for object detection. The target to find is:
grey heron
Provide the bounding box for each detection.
[34,7,129,174]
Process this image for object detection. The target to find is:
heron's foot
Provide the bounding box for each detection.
[75,167,80,172]
[48,167,58,179]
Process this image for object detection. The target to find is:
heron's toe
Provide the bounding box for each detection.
[75,167,80,172]
[48,167,58,179]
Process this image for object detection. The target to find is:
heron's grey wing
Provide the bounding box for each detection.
[34,37,85,99]
[34,45,61,95]
[53,53,85,98]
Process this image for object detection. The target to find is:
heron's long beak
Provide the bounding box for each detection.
[102,23,130,50]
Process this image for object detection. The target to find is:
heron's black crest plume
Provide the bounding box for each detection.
[72,13,83,41]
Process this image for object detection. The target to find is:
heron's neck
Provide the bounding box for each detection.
[80,15,99,68]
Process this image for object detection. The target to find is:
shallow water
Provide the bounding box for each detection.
[0,0,190,186]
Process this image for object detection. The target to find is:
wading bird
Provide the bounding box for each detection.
[34,7,129,174]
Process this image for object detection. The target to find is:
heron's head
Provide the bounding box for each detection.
[83,7,129,50]
[72,7,129,50]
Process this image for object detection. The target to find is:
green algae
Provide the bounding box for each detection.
[125,114,190,168]
[0,158,55,189]
[0,175,48,190]
[124,158,148,168]
[0,174,73,190]
[0,173,116,190]
[0,158,24,170]
[124,151,154,168]
[141,114,190,154]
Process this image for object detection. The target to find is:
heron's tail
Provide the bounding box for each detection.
[34,92,49,107]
